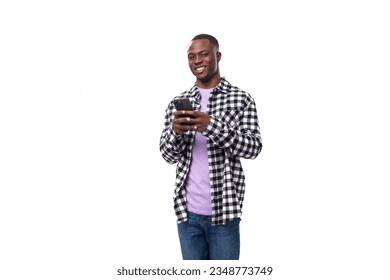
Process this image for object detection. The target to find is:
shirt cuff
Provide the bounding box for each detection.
[168,127,183,143]
[202,116,223,138]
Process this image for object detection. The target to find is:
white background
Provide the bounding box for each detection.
[1,0,389,279]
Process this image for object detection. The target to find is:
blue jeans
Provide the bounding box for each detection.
[177,211,240,260]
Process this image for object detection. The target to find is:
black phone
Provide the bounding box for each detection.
[173,98,193,111]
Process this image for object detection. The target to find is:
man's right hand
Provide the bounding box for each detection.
[173,110,196,135]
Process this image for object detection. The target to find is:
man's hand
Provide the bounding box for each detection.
[173,110,210,135]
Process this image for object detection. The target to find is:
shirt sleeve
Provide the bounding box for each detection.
[159,102,186,164]
[202,96,262,159]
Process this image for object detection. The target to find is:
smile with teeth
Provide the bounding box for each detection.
[195,66,205,73]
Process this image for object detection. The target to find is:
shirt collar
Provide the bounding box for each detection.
[188,77,230,100]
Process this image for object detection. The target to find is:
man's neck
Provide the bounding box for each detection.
[196,74,221,89]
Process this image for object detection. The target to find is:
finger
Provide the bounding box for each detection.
[173,111,183,118]
[181,110,196,117]
[181,117,197,125]
[174,121,194,131]
[182,124,197,131]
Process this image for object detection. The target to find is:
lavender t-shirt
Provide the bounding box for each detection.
[186,88,213,215]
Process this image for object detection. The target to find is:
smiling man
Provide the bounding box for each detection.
[159,34,262,260]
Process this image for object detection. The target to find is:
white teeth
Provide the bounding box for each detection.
[195,67,205,72]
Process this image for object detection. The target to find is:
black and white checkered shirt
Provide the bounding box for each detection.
[160,77,262,225]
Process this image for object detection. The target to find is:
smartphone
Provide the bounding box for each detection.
[173,98,193,111]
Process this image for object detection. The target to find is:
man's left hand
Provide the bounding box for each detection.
[182,111,210,133]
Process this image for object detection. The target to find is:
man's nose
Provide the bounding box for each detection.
[194,55,202,63]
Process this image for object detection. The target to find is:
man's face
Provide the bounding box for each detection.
[187,39,221,84]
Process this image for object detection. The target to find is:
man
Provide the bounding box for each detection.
[159,34,262,260]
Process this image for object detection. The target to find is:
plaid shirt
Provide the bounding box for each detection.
[159,77,262,225]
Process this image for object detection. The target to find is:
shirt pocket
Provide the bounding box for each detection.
[215,109,241,128]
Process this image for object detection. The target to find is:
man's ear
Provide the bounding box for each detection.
[217,51,222,62]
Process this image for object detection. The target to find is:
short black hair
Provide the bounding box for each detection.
[192,34,219,51]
